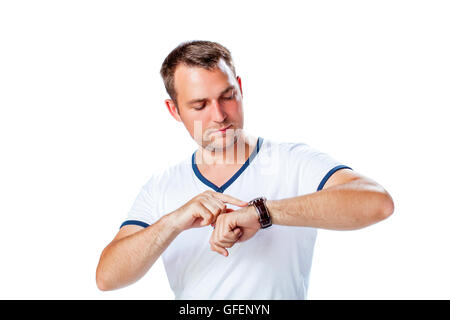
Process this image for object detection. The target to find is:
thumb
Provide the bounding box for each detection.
[233,227,242,238]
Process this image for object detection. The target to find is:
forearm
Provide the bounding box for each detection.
[267,178,394,230]
[96,214,179,291]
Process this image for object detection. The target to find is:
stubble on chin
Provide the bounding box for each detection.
[194,121,239,150]
[202,129,240,153]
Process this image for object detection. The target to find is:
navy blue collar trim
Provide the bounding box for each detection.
[192,137,263,193]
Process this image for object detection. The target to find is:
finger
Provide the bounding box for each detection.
[221,227,242,242]
[216,240,236,249]
[222,228,242,241]
[233,227,243,239]
[195,203,214,226]
[210,225,230,256]
[201,200,222,223]
[205,195,227,219]
[213,222,239,249]
[209,240,228,257]
[217,246,229,257]
[217,214,230,241]
[210,193,248,207]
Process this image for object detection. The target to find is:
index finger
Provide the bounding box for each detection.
[210,192,248,207]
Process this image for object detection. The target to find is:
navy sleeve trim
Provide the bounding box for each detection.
[317,165,353,191]
[120,220,150,229]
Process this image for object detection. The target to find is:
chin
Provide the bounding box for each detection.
[204,133,238,152]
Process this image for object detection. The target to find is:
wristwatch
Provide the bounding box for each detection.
[248,196,272,229]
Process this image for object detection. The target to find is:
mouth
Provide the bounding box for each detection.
[215,124,232,133]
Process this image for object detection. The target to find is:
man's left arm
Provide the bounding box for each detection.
[266,169,394,230]
[209,169,394,256]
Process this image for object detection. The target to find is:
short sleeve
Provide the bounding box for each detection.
[289,143,352,195]
[120,176,159,229]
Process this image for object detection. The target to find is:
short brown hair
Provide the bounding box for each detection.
[160,40,237,108]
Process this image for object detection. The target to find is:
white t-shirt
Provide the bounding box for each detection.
[121,136,351,299]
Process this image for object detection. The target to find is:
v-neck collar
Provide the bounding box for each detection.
[192,137,263,193]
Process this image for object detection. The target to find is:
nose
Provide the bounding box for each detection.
[210,99,227,123]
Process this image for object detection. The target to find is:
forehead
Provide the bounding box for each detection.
[173,60,236,101]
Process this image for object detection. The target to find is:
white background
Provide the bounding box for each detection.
[1,1,449,299]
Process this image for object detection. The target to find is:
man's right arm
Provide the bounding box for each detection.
[95,213,179,291]
[95,190,248,291]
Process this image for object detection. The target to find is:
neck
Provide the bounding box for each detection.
[196,133,258,167]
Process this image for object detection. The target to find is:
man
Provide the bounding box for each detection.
[96,40,394,299]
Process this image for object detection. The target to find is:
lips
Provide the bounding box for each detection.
[217,125,231,132]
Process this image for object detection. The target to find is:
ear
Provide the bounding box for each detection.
[236,76,243,97]
[165,99,182,122]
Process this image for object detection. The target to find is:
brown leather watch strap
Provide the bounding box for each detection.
[249,196,272,229]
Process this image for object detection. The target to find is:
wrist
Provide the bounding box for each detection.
[246,204,260,221]
[162,212,183,237]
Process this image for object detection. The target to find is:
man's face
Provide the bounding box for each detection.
[166,59,244,152]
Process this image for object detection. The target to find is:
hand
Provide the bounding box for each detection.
[169,190,248,233]
[209,205,261,257]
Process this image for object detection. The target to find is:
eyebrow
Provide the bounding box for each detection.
[187,85,234,105]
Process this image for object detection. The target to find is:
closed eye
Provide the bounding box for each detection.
[221,91,235,100]
[194,103,206,111]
